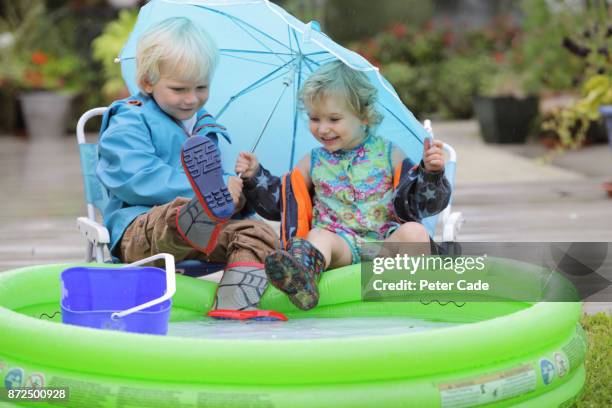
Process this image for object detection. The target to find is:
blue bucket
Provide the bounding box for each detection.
[61,266,172,335]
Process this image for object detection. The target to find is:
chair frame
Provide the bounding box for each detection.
[76,107,111,263]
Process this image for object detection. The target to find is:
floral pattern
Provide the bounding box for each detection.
[311,134,399,241]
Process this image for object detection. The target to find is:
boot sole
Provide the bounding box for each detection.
[181,136,234,221]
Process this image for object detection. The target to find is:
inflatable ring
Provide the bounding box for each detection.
[0,260,585,407]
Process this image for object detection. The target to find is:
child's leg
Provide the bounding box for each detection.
[264,228,352,310]
[383,222,431,255]
[119,197,209,266]
[306,228,353,269]
[206,219,278,310]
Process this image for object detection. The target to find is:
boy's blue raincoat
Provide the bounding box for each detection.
[118,0,452,235]
[97,93,230,250]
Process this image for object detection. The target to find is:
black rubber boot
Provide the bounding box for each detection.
[264,238,326,310]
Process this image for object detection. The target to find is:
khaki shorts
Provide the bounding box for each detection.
[119,197,278,267]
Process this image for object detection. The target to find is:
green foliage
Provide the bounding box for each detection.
[351,19,519,119]
[519,0,583,91]
[438,55,497,117]
[578,313,612,407]
[92,9,138,100]
[280,0,433,43]
[536,0,612,149]
[543,74,612,149]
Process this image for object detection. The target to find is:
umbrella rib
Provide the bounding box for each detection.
[379,103,422,144]
[194,5,293,65]
[249,78,292,153]
[289,52,304,169]
[215,58,296,119]
[221,53,283,68]
[291,28,303,55]
[241,69,292,95]
[304,55,335,68]
[303,51,330,57]
[301,55,317,73]
[220,49,295,56]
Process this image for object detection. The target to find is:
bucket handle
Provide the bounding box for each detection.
[110,253,177,320]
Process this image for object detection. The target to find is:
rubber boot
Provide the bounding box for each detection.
[212,263,269,311]
[264,238,326,310]
[175,197,223,254]
[181,135,234,222]
[176,135,234,254]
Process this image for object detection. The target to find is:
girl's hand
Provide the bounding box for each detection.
[235,152,260,179]
[423,138,445,172]
[227,176,244,206]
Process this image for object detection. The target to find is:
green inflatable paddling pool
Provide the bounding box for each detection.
[0,260,586,407]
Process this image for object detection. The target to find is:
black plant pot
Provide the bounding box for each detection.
[474,96,539,144]
[600,105,612,149]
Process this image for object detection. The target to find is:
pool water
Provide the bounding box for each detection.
[167,317,458,340]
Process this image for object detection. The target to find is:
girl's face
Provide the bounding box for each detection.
[143,70,209,121]
[307,94,368,152]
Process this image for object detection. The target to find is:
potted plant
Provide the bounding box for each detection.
[543,74,612,149]
[1,0,85,139]
[530,0,611,150]
[474,59,539,144]
[0,31,21,134]
[18,51,82,139]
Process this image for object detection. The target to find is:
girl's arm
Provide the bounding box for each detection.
[241,160,283,221]
[295,154,313,191]
[391,144,451,222]
[240,153,312,221]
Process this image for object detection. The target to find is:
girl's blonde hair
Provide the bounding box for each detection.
[299,61,383,127]
[136,17,219,90]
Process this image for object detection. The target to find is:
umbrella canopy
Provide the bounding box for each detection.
[119,0,429,177]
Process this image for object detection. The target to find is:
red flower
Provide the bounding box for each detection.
[493,52,505,64]
[442,31,454,47]
[24,70,45,87]
[391,23,407,39]
[31,51,49,66]
[366,39,380,54]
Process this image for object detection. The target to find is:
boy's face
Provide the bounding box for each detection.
[307,94,367,152]
[143,73,209,121]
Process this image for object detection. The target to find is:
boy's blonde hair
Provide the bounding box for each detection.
[299,61,383,127]
[136,17,219,90]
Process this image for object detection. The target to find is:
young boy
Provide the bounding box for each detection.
[97,17,277,313]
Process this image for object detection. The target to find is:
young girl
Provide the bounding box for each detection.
[236,61,450,310]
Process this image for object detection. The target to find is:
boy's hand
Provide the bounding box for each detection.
[227,176,244,206]
[423,138,444,172]
[235,152,260,179]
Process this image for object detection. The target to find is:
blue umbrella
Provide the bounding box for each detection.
[119,0,440,233]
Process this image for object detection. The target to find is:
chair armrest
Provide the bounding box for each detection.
[77,217,110,245]
[441,211,464,243]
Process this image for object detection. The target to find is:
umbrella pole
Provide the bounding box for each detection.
[249,77,292,154]
[239,77,292,179]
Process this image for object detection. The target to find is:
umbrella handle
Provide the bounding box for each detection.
[424,119,434,141]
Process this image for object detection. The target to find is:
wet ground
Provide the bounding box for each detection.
[0,120,610,313]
